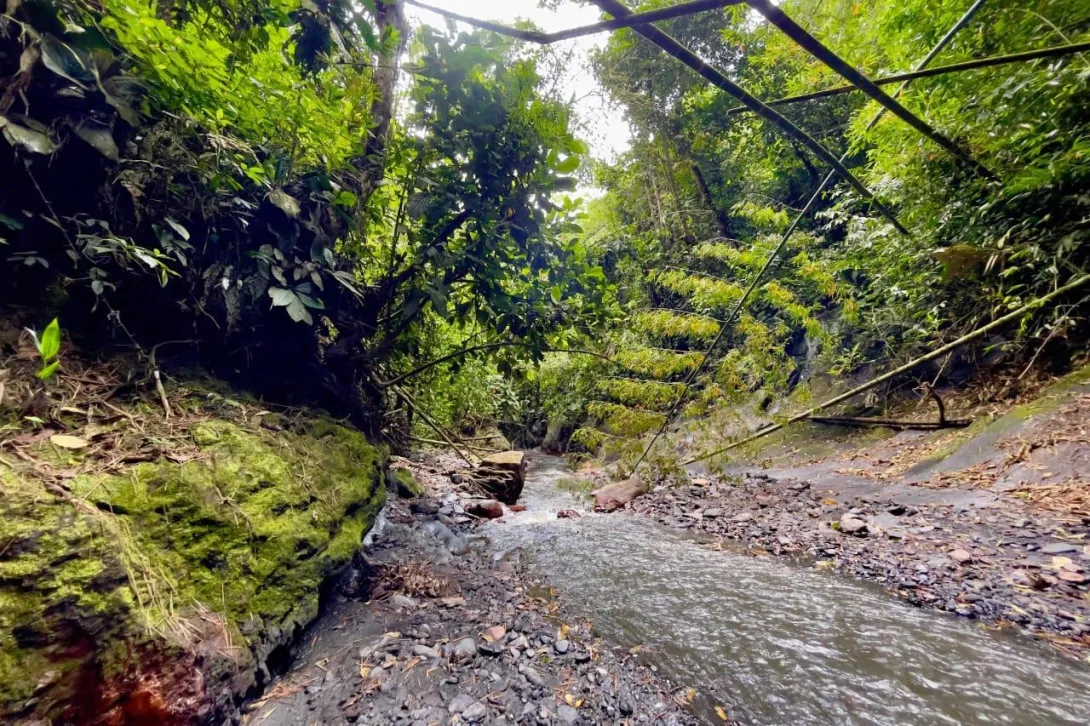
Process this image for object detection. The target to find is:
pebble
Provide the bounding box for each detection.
[557,703,579,723]
[449,637,478,662]
[949,549,973,565]
[411,644,439,659]
[462,702,488,722]
[448,694,474,714]
[554,639,570,654]
[839,515,868,536]
[1041,542,1078,555]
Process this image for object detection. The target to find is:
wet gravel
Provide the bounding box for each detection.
[245,490,697,726]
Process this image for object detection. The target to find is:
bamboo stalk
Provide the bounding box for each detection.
[631,0,990,473]
[806,416,971,430]
[747,0,994,178]
[590,0,907,234]
[403,0,745,44]
[725,41,1090,115]
[408,434,500,455]
[685,274,1090,465]
[392,386,477,466]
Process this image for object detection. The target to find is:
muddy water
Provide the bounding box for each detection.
[487,456,1090,725]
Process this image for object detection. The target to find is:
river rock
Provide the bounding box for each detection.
[839,514,868,536]
[412,644,440,659]
[592,477,649,512]
[448,693,474,713]
[557,703,579,723]
[462,701,488,722]
[468,451,525,504]
[949,548,973,564]
[449,637,478,662]
[1041,542,1078,555]
[387,464,423,498]
[466,499,504,519]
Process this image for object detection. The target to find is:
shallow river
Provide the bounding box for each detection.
[485,456,1090,725]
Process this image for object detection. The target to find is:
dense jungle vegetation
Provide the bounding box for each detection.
[1,0,1088,469]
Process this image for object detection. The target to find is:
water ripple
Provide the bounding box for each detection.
[489,457,1090,725]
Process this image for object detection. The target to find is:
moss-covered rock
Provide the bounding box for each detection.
[388,466,423,498]
[0,416,386,723]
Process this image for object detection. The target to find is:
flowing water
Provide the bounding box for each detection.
[486,456,1090,725]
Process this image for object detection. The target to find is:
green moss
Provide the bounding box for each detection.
[390,467,423,498]
[1,410,386,720]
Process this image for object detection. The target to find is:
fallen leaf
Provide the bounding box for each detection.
[50,434,88,449]
[358,662,370,679]
[715,705,730,721]
[483,625,505,643]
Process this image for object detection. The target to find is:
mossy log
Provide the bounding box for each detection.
[0,417,386,723]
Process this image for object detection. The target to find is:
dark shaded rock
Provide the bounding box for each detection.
[469,451,525,504]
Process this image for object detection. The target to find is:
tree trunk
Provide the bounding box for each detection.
[356,0,409,207]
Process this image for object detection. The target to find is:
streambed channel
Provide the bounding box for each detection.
[487,456,1090,725]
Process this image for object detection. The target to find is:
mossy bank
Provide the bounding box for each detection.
[0,414,387,724]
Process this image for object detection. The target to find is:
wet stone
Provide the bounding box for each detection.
[1041,542,1078,555]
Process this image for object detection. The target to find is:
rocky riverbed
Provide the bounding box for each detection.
[626,379,1090,660]
[244,472,697,726]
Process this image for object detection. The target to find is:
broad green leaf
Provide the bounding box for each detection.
[296,291,325,309]
[555,155,580,174]
[37,360,61,381]
[0,116,56,155]
[72,121,118,161]
[268,189,301,218]
[268,286,296,307]
[39,319,61,361]
[332,190,357,207]
[40,35,91,88]
[285,297,314,324]
[164,217,190,241]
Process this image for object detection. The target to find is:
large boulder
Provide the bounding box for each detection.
[592,477,648,512]
[468,451,525,504]
[0,417,386,724]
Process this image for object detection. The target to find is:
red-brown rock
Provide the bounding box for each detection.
[466,500,504,519]
[592,478,648,512]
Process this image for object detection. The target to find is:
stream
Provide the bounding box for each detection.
[486,455,1090,725]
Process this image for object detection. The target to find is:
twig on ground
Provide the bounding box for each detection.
[154,370,172,419]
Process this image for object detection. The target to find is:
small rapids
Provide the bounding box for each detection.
[486,456,1090,725]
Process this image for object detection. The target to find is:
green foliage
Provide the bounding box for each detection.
[538,0,1090,465]
[25,318,61,380]
[101,0,376,175]
[633,310,720,341]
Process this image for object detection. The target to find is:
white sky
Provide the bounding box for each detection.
[405,1,633,160]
